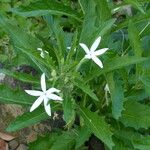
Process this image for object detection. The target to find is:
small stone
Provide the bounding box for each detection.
[16,144,28,150]
[9,139,19,150]
[0,139,8,150]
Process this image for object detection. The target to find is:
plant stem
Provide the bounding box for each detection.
[76,57,86,71]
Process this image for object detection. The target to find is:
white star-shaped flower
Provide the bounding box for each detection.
[79,36,109,68]
[25,73,62,116]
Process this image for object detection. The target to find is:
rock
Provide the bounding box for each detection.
[9,139,19,150]
[0,139,9,150]
[0,132,15,141]
[16,144,28,150]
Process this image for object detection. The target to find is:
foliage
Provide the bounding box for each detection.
[0,0,150,149]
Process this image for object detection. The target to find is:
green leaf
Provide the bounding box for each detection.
[107,72,124,119]
[50,131,76,150]
[44,15,68,66]
[85,56,149,82]
[120,101,150,129]
[124,0,145,14]
[94,0,111,24]
[29,133,59,150]
[141,75,150,88]
[6,107,48,132]
[79,106,114,150]
[113,139,134,150]
[133,135,150,150]
[128,20,143,57]
[0,14,52,75]
[6,104,60,132]
[113,12,150,32]
[11,0,81,22]
[115,128,150,150]
[79,0,111,48]
[0,85,33,105]
[75,126,91,149]
[63,97,75,128]
[73,78,99,101]
[0,69,39,84]
[125,89,149,102]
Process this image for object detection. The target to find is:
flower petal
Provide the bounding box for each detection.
[94,48,109,56]
[41,73,46,92]
[44,97,51,116]
[25,90,43,96]
[79,43,90,54]
[85,54,92,59]
[92,56,103,68]
[30,96,44,112]
[47,88,60,94]
[104,84,110,93]
[90,36,101,52]
[40,52,45,58]
[47,93,63,101]
[37,48,42,51]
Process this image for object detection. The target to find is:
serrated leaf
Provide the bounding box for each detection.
[73,78,99,101]
[48,16,66,59]
[29,133,59,150]
[115,128,150,150]
[133,135,150,150]
[113,12,150,32]
[6,107,48,132]
[125,89,149,102]
[78,0,112,59]
[0,69,39,84]
[128,20,143,75]
[85,56,149,82]
[113,139,134,150]
[50,131,76,150]
[120,101,150,129]
[141,75,150,88]
[11,0,81,22]
[124,0,145,14]
[94,0,111,23]
[63,97,75,128]
[128,20,143,57]
[107,72,124,119]
[75,126,91,149]
[0,14,52,74]
[0,85,33,105]
[79,106,114,150]
[6,104,60,132]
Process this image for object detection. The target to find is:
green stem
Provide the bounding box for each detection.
[76,57,86,71]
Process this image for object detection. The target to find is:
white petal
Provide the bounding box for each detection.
[41,73,46,92]
[92,56,103,68]
[85,54,92,59]
[104,84,110,93]
[25,90,43,96]
[37,48,42,51]
[94,48,109,56]
[47,88,60,94]
[40,52,45,58]
[45,50,49,54]
[30,96,44,112]
[90,36,101,52]
[44,97,51,116]
[79,43,90,54]
[47,93,63,101]
[67,47,71,50]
